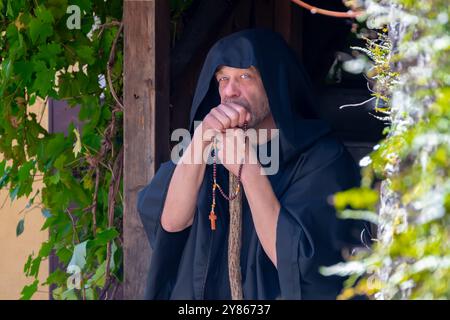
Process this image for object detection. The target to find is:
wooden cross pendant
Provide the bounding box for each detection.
[209,211,217,230]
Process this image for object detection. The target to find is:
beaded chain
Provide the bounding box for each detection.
[209,122,248,230]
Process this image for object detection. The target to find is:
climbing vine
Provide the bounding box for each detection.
[324,0,450,299]
[0,0,124,300]
[0,0,198,301]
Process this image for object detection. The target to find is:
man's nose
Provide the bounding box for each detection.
[222,79,241,98]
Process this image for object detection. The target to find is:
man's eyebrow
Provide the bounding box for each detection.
[215,66,225,76]
[214,66,258,79]
[248,66,259,74]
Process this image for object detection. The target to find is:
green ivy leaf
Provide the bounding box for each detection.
[28,94,36,105]
[16,218,25,236]
[49,170,60,185]
[0,160,6,177]
[14,60,34,84]
[85,287,96,300]
[31,60,55,97]
[88,228,119,248]
[2,0,126,301]
[71,0,92,12]
[61,176,90,206]
[35,42,62,68]
[23,254,33,274]
[56,247,72,264]
[61,288,78,300]
[38,241,53,258]
[40,214,57,231]
[43,133,66,162]
[87,260,106,288]
[58,72,80,98]
[35,6,54,23]
[6,0,14,19]
[20,279,39,300]
[51,287,63,300]
[29,257,42,278]
[28,17,53,44]
[54,153,67,171]
[1,58,13,80]
[75,45,95,65]
[43,269,67,286]
[47,0,69,20]
[18,160,35,183]
[78,95,100,121]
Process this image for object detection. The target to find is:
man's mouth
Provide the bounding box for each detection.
[224,98,250,108]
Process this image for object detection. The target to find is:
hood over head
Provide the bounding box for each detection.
[189,28,331,164]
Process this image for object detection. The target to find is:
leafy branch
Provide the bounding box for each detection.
[0,0,124,300]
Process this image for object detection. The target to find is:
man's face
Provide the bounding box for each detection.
[215,65,271,128]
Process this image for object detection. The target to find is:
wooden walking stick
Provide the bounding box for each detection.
[209,122,247,300]
[228,173,243,300]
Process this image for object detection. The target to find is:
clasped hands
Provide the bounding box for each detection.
[194,102,259,176]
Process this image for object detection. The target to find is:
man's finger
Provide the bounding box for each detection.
[223,102,249,127]
[203,114,225,134]
[218,104,240,128]
[203,127,219,142]
[210,108,231,131]
[245,112,251,123]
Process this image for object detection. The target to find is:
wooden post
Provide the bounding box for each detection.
[123,0,170,299]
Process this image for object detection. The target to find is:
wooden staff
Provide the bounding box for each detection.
[228,173,243,300]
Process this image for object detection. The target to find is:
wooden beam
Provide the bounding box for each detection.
[123,0,170,299]
[274,0,292,43]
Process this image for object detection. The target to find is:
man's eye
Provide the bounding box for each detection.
[218,77,228,82]
[240,73,250,79]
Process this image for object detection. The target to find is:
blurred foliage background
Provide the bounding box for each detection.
[324,0,450,300]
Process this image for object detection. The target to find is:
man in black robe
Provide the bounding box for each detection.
[137,28,368,300]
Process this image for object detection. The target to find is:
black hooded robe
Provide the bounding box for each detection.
[137,28,367,300]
